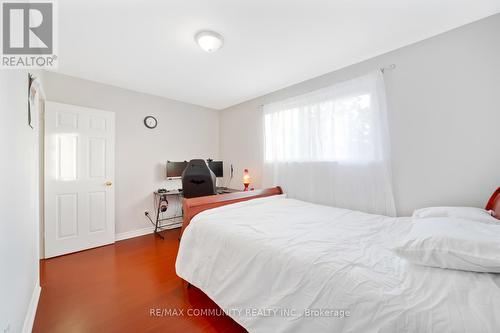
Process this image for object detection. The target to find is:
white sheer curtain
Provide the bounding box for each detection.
[263,71,396,216]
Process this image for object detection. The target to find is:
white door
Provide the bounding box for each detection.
[44,101,115,258]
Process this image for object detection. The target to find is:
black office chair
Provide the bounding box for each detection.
[181,159,217,198]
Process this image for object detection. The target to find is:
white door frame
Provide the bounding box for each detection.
[29,76,46,260]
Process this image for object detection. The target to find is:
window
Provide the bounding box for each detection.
[262,72,396,216]
[264,74,387,163]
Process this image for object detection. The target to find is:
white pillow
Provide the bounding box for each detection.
[412,206,497,224]
[394,217,500,273]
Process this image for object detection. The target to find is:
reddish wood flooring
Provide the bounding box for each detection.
[33,229,247,333]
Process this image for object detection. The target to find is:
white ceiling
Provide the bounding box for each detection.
[55,0,500,110]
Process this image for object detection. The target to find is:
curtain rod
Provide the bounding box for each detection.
[380,64,396,73]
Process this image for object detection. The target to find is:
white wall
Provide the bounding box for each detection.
[40,72,220,235]
[0,71,40,333]
[220,14,500,216]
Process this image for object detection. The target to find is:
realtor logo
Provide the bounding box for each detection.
[1,0,57,68]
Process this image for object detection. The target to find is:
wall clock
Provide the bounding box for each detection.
[144,116,158,129]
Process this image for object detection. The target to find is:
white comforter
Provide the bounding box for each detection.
[176,196,500,333]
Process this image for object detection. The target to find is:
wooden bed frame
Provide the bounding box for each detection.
[486,187,500,219]
[180,186,283,237]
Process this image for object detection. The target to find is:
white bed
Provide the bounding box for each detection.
[176,195,500,333]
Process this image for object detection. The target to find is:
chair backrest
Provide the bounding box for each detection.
[181,159,217,198]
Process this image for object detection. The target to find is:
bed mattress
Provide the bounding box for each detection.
[176,195,500,333]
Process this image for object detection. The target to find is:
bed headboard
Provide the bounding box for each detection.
[485,187,500,219]
[181,186,283,238]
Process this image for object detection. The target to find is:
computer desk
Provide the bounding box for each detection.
[152,188,241,239]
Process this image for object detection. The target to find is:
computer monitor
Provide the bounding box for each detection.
[166,161,188,179]
[207,161,223,178]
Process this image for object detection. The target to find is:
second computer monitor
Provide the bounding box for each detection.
[208,161,223,178]
[166,160,188,179]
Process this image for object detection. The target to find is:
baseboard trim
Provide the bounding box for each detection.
[115,222,182,242]
[22,283,41,333]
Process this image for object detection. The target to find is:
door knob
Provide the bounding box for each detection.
[105,181,113,186]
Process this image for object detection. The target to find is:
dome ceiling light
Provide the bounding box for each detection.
[195,31,224,53]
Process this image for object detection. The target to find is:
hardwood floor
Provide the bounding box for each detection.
[33,229,247,333]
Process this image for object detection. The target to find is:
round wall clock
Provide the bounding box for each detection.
[144,116,158,129]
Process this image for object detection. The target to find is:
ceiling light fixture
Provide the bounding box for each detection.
[195,31,224,53]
